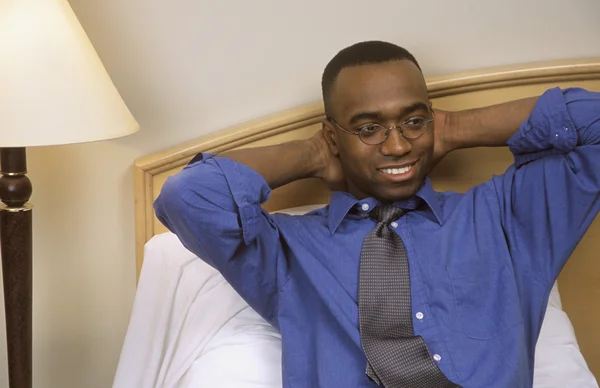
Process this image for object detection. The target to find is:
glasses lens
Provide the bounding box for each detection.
[402,119,432,139]
[359,124,387,145]
[402,127,427,139]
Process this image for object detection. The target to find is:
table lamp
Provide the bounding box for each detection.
[0,1,140,387]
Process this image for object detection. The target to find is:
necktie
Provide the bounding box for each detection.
[358,204,461,388]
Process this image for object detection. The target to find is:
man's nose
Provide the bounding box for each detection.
[379,128,412,157]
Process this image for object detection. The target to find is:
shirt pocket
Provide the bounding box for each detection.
[447,259,523,340]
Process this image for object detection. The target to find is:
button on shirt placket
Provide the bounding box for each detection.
[390,214,459,383]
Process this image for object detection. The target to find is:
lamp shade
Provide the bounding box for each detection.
[0,0,139,147]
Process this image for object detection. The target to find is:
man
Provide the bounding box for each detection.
[154,41,600,387]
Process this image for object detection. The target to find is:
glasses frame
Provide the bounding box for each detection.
[328,110,435,145]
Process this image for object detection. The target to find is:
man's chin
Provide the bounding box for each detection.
[349,176,423,202]
[376,181,423,202]
[376,189,419,202]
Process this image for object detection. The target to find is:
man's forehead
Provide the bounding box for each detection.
[331,60,427,117]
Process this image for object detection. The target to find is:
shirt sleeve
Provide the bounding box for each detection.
[153,153,286,326]
[493,87,600,286]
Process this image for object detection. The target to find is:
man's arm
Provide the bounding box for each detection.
[154,131,339,325]
[217,130,344,191]
[462,88,600,286]
[443,96,539,151]
[217,139,319,190]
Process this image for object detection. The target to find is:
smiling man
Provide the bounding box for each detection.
[323,56,434,202]
[154,41,600,387]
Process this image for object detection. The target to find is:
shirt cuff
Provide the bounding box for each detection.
[208,154,272,245]
[507,87,578,167]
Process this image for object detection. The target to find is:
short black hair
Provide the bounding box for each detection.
[321,41,421,116]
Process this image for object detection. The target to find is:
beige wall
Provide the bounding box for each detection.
[0,0,598,387]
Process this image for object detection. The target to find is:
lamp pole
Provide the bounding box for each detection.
[0,147,33,388]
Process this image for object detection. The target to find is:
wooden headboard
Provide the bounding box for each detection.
[134,59,600,378]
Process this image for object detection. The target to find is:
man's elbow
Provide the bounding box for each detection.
[153,161,240,236]
[154,174,189,231]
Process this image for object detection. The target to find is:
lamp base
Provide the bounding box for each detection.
[0,148,33,388]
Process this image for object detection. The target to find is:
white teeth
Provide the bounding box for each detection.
[381,165,413,175]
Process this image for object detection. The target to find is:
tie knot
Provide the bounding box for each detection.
[369,204,404,224]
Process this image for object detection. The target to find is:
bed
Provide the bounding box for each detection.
[122,59,600,387]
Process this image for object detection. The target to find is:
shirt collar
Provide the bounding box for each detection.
[327,178,443,234]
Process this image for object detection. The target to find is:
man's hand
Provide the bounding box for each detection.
[427,108,452,175]
[310,129,346,192]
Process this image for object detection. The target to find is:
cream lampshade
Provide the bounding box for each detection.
[0,1,139,387]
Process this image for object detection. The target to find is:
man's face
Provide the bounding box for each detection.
[324,60,434,202]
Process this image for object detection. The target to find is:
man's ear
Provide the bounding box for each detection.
[322,119,340,156]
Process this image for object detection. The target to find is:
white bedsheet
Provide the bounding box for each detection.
[113,233,246,387]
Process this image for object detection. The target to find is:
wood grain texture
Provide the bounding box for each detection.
[133,59,600,378]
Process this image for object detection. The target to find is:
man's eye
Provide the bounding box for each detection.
[359,125,381,134]
[405,117,426,127]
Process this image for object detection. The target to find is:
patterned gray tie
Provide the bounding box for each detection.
[358,204,461,388]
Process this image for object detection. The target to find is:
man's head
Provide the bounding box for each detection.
[321,41,433,202]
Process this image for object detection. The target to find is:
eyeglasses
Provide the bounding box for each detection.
[328,114,434,145]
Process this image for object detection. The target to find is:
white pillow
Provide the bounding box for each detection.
[150,204,598,388]
[533,282,598,387]
[184,307,282,387]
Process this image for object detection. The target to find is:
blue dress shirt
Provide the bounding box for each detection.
[154,87,600,387]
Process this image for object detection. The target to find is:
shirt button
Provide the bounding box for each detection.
[361,203,370,211]
[433,354,442,362]
[416,312,424,320]
[390,221,398,228]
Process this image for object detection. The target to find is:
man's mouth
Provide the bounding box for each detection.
[379,164,414,175]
